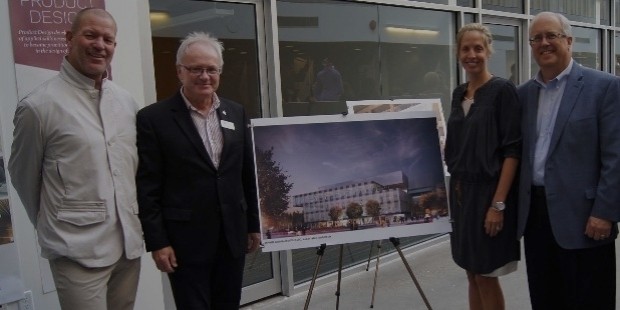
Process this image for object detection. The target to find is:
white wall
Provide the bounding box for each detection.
[0,0,165,309]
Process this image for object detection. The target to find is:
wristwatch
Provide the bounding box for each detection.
[492,201,506,211]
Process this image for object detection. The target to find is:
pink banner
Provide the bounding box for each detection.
[9,0,105,71]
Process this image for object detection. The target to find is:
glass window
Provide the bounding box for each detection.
[482,0,523,14]
[242,253,274,286]
[277,1,379,116]
[277,0,454,284]
[616,0,620,27]
[531,0,596,24]
[378,6,454,109]
[150,1,262,118]
[277,0,455,117]
[149,0,269,289]
[615,32,620,76]
[601,0,610,25]
[485,24,519,83]
[464,13,475,24]
[458,0,474,6]
[572,27,601,70]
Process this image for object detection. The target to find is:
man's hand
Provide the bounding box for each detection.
[585,216,612,241]
[152,246,178,273]
[247,233,261,253]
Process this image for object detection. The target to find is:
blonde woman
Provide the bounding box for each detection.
[444,23,521,310]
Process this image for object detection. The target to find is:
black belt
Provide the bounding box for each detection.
[532,186,546,197]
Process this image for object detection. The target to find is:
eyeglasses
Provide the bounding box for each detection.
[179,64,221,76]
[528,32,567,45]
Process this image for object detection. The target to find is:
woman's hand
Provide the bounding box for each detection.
[484,207,504,237]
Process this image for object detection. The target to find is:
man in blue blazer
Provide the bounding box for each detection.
[136,32,261,309]
[518,12,620,310]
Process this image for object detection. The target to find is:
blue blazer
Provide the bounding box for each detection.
[517,62,620,249]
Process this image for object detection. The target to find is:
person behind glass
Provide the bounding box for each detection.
[444,23,521,310]
[8,8,143,310]
[136,32,261,309]
[418,71,450,108]
[518,12,620,310]
[312,58,344,101]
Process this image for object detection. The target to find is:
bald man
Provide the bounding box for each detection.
[9,8,143,309]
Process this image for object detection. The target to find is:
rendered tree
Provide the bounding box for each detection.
[365,199,381,221]
[345,202,364,229]
[417,194,428,208]
[328,206,343,226]
[418,186,447,211]
[255,147,294,222]
[414,194,428,217]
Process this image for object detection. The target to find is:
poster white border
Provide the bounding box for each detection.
[251,111,450,252]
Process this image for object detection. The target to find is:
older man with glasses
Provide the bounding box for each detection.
[136,32,261,309]
[517,12,620,310]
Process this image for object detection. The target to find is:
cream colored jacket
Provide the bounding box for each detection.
[9,59,144,267]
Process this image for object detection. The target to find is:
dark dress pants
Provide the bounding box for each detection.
[524,186,616,310]
[168,229,246,310]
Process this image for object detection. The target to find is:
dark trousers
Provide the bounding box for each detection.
[524,186,616,310]
[168,231,246,310]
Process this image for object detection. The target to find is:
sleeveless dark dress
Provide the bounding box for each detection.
[444,77,521,274]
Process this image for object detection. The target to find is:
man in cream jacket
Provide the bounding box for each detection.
[9,8,143,310]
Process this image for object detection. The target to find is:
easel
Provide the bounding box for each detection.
[303,238,432,310]
[366,237,433,310]
[304,243,346,310]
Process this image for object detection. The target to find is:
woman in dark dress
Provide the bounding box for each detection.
[444,23,521,310]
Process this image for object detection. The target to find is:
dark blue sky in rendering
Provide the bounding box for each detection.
[253,117,445,197]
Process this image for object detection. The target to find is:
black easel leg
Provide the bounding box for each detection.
[335,244,344,310]
[370,240,383,308]
[389,237,433,310]
[365,240,374,271]
[304,243,327,310]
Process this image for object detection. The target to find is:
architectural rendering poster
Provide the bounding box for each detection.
[252,111,450,252]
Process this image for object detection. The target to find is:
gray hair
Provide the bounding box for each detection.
[456,23,494,56]
[531,12,573,37]
[176,32,224,68]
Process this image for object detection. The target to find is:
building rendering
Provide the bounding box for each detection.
[294,171,411,226]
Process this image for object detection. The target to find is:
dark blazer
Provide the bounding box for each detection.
[517,62,620,249]
[136,91,259,264]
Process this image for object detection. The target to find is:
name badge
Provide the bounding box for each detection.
[221,120,235,130]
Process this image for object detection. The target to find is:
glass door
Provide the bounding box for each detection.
[483,18,522,84]
[148,0,280,306]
